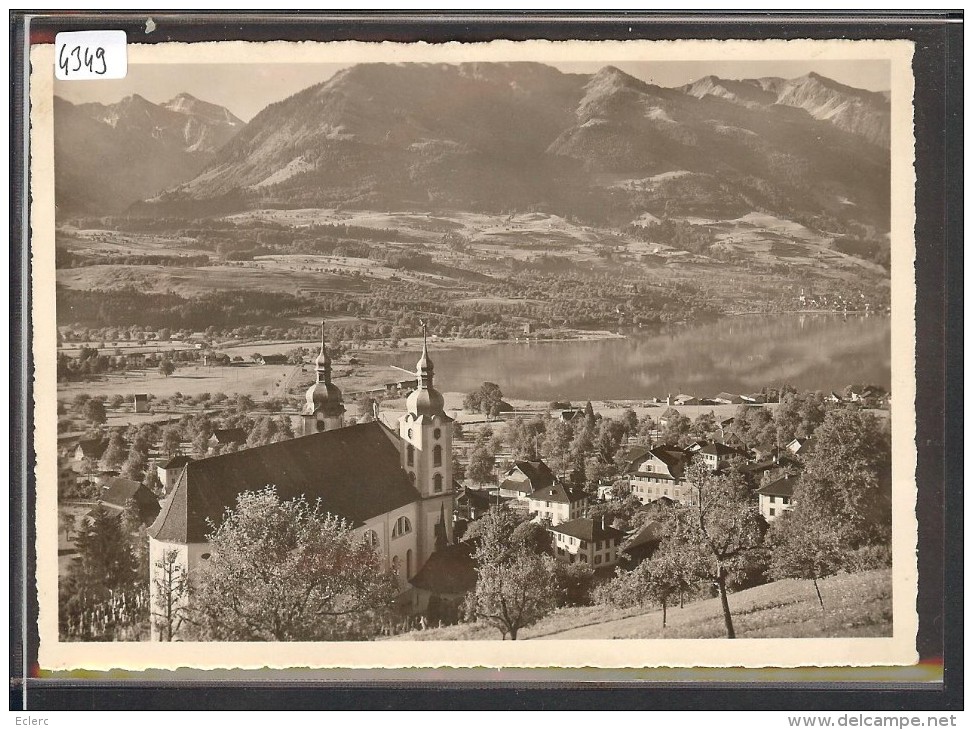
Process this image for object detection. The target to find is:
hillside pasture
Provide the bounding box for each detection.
[389,569,892,641]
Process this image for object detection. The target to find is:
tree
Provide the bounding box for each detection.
[152,549,190,641]
[120,448,149,481]
[101,430,127,470]
[672,461,768,638]
[190,488,398,641]
[583,401,597,430]
[463,382,504,418]
[162,426,183,458]
[794,409,892,550]
[82,398,107,426]
[158,359,176,378]
[768,511,844,609]
[505,416,546,461]
[466,440,496,485]
[464,506,559,640]
[775,391,829,446]
[658,408,692,446]
[59,505,141,639]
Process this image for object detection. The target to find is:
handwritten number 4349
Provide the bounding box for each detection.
[58,44,108,76]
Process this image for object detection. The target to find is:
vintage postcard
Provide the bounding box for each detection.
[30,37,919,673]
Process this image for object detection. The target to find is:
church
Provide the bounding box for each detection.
[147,326,456,640]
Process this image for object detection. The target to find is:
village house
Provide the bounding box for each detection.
[255,353,289,366]
[756,474,799,522]
[208,427,247,449]
[620,519,666,568]
[697,442,745,471]
[147,327,456,639]
[73,437,108,465]
[498,459,558,500]
[786,437,817,458]
[549,517,625,569]
[156,454,193,494]
[454,484,494,522]
[527,480,587,526]
[627,446,695,506]
[95,476,161,526]
[555,408,586,425]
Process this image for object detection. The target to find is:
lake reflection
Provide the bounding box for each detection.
[391,315,891,401]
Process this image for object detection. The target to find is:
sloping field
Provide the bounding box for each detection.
[389,568,892,641]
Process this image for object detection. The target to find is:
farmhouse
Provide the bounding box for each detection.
[94,476,161,526]
[527,480,587,526]
[255,354,289,365]
[627,446,695,506]
[147,328,456,640]
[756,473,799,522]
[73,437,108,464]
[498,459,558,500]
[549,517,625,569]
[697,442,745,471]
[156,454,193,493]
[209,428,247,448]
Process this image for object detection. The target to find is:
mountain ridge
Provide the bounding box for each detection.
[57,63,890,232]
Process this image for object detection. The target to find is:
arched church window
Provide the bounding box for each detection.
[392,516,412,538]
[433,473,443,493]
[407,444,414,466]
[433,445,442,467]
[433,428,441,440]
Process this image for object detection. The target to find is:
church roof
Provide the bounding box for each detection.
[409,542,477,595]
[148,421,419,543]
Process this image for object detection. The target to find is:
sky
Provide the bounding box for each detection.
[54,59,890,122]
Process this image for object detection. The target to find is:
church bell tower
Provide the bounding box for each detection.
[398,323,454,566]
[302,321,345,435]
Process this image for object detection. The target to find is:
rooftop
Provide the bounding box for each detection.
[409,542,477,595]
[757,474,800,498]
[149,421,419,543]
[550,517,626,543]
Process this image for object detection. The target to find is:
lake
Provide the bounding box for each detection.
[391,314,892,401]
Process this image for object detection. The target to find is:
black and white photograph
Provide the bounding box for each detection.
[30,37,919,671]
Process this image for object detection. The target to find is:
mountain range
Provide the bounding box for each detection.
[54,93,243,216]
[56,63,890,232]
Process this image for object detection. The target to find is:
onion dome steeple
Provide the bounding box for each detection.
[406,321,445,419]
[304,320,345,425]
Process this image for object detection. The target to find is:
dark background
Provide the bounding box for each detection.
[9,10,962,711]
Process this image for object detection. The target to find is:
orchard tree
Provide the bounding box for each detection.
[190,488,398,641]
[768,511,844,610]
[162,426,183,458]
[794,409,892,550]
[158,359,176,378]
[464,506,559,640]
[102,430,127,470]
[82,398,107,426]
[673,461,768,638]
[466,437,496,485]
[120,448,149,482]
